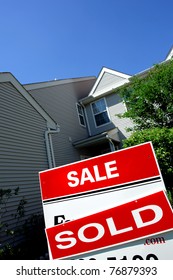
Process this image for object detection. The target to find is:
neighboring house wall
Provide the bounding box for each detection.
[25,78,96,166]
[0,76,57,246]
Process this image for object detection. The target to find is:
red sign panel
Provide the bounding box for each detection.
[46,191,173,259]
[40,142,160,201]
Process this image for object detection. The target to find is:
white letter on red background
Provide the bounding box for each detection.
[55,231,76,249]
[78,223,104,243]
[106,217,133,235]
[132,205,163,228]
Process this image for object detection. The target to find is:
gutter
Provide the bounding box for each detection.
[45,126,60,169]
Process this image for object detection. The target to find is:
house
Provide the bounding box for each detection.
[25,68,133,167]
[0,72,59,247]
[73,67,133,156]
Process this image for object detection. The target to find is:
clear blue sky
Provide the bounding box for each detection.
[0,0,173,84]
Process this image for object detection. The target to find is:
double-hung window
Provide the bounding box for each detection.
[76,103,86,127]
[91,98,110,127]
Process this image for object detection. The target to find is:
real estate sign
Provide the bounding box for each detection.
[39,142,171,259]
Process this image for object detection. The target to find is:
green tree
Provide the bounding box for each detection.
[123,128,173,191]
[120,60,173,130]
[118,60,173,202]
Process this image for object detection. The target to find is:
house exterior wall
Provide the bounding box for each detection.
[0,82,50,245]
[107,93,133,141]
[84,93,133,142]
[28,79,95,166]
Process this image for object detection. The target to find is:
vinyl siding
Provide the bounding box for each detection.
[0,82,49,245]
[107,94,133,141]
[29,79,95,166]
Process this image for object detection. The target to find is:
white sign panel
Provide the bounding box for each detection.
[43,180,164,229]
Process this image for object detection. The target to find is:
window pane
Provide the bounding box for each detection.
[92,103,99,114]
[79,115,85,126]
[95,112,109,126]
[76,103,86,126]
[77,104,83,114]
[98,99,106,111]
[92,99,106,114]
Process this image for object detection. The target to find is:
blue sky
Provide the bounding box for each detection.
[0,0,173,84]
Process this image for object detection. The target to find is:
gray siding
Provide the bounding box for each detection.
[0,82,49,245]
[107,94,133,140]
[29,79,95,166]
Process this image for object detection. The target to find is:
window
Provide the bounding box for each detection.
[91,98,110,127]
[76,103,86,127]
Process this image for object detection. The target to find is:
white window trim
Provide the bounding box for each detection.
[91,97,111,128]
[76,103,86,127]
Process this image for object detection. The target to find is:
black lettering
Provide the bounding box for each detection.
[54,215,65,225]
[16,269,20,275]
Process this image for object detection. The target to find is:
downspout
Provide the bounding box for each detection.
[106,135,116,152]
[45,126,60,169]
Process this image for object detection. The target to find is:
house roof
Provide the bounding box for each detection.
[73,128,120,148]
[24,76,96,91]
[165,46,173,61]
[0,72,58,130]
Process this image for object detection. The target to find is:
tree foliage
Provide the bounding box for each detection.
[118,60,173,200]
[120,60,173,130]
[123,128,173,191]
